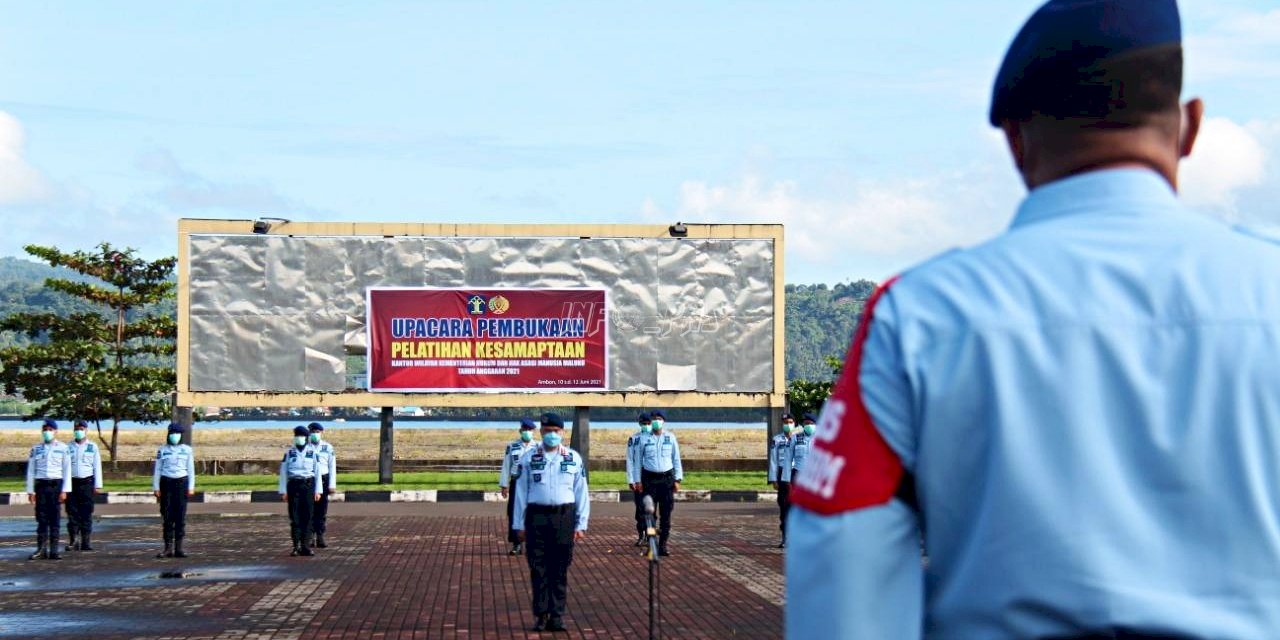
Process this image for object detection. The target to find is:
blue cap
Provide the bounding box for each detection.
[307,422,324,432]
[74,419,88,429]
[293,425,310,437]
[541,412,565,428]
[781,413,794,422]
[519,418,538,430]
[167,422,185,434]
[802,413,818,423]
[41,418,57,430]
[649,410,666,421]
[990,0,1182,126]
[637,412,651,424]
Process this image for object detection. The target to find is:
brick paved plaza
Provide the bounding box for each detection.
[0,502,783,639]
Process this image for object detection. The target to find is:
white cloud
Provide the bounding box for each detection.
[1185,5,1280,83]
[642,133,1023,282]
[0,111,49,204]
[1179,116,1268,217]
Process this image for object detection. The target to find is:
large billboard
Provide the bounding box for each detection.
[176,221,785,409]
[367,287,608,392]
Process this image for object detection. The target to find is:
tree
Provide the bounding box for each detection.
[0,244,176,465]
[786,355,844,418]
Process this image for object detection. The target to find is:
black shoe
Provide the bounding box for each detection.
[658,546,670,557]
[531,615,548,632]
[509,543,522,555]
[157,541,174,558]
[80,533,94,552]
[299,546,314,557]
[67,532,79,552]
[546,618,567,632]
[290,546,300,557]
[28,541,46,561]
[634,535,646,547]
[777,539,786,549]
[173,540,188,558]
[315,533,327,549]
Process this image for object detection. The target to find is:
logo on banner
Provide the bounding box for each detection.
[488,295,510,315]
[467,295,488,315]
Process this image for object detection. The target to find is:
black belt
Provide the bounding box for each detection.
[642,469,674,478]
[35,478,62,485]
[528,503,575,513]
[287,476,315,482]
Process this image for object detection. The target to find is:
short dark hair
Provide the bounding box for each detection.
[1009,44,1182,129]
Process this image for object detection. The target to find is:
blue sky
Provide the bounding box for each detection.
[1,1,1277,283]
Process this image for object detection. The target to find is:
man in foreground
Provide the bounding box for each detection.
[787,1,1280,637]
[513,412,589,633]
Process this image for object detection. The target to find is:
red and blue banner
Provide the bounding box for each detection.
[366,288,609,392]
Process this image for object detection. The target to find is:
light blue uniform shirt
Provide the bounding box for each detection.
[780,433,812,483]
[499,439,535,489]
[637,431,683,480]
[787,169,1280,639]
[767,433,790,483]
[311,440,337,491]
[512,445,590,532]
[278,446,322,496]
[26,441,72,493]
[152,444,196,492]
[69,440,104,489]
[625,430,645,484]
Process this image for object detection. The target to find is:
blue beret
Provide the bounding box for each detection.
[802,413,818,423]
[293,425,310,437]
[990,0,1181,126]
[781,413,794,421]
[637,412,651,424]
[167,422,185,434]
[649,410,666,420]
[519,418,538,430]
[74,419,89,429]
[41,418,58,430]
[307,422,324,432]
[540,412,565,428]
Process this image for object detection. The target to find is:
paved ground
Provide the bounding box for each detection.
[0,502,784,639]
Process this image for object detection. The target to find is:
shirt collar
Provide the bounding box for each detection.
[1010,168,1179,230]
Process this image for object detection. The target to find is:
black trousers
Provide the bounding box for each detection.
[33,479,62,542]
[641,470,675,544]
[505,480,520,544]
[777,466,791,535]
[159,476,189,542]
[287,477,315,544]
[66,476,95,536]
[525,504,577,619]
[311,475,329,535]
[632,489,645,536]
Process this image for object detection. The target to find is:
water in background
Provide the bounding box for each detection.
[0,419,765,431]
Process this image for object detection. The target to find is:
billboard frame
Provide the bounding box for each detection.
[176,219,785,410]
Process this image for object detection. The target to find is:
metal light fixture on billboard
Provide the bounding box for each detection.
[252,217,291,234]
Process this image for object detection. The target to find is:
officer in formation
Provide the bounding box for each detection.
[512,412,589,633]
[65,419,103,552]
[26,419,71,560]
[787,1,1280,637]
[153,422,195,558]
[499,418,538,555]
[778,413,815,548]
[306,423,337,549]
[279,425,323,557]
[768,413,796,548]
[636,409,682,556]
[625,412,653,547]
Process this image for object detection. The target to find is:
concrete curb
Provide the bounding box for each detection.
[0,490,776,505]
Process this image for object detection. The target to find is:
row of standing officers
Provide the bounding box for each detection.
[25,420,338,561]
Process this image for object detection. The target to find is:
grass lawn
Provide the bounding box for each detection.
[0,470,769,493]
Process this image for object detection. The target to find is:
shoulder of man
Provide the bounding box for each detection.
[29,444,40,456]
